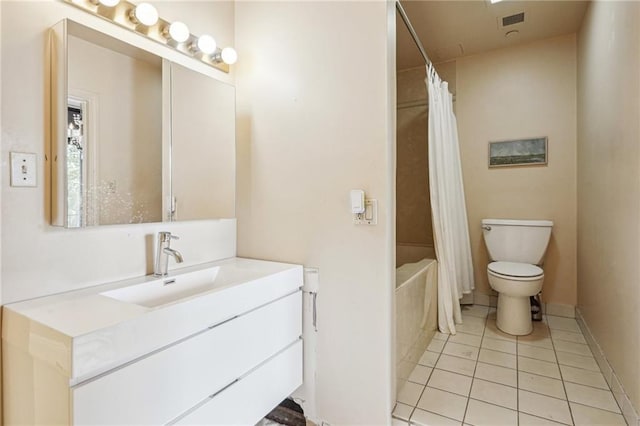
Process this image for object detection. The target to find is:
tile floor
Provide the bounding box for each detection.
[393,305,627,426]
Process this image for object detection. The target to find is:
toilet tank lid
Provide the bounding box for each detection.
[482,219,553,227]
[488,261,543,278]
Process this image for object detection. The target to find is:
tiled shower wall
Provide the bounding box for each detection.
[396,63,457,267]
[396,66,431,267]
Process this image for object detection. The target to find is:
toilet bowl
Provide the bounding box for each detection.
[487,261,544,335]
[482,219,553,336]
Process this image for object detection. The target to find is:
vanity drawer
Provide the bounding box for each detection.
[71,291,301,425]
[174,339,303,425]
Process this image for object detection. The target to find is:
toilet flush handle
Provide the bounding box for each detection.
[482,225,492,231]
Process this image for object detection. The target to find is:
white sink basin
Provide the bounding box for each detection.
[101,267,220,308]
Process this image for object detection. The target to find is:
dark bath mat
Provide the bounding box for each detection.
[265,398,305,426]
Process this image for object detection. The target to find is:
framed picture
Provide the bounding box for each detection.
[488,137,548,168]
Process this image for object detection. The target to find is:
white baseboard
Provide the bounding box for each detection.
[576,308,639,426]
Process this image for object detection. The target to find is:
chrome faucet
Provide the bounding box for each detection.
[154,232,184,276]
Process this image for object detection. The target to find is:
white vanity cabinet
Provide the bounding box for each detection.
[2,258,303,425]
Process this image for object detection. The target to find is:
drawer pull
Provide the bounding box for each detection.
[208,315,238,330]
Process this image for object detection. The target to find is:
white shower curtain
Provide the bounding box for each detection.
[426,64,475,334]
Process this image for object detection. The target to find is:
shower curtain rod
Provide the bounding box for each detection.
[396,1,432,68]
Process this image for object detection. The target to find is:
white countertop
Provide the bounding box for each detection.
[3,257,303,383]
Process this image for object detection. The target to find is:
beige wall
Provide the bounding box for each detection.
[456,35,577,306]
[235,1,395,423]
[0,3,3,422]
[577,0,640,412]
[1,1,236,304]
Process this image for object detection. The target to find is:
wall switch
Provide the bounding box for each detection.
[353,199,378,225]
[10,152,37,187]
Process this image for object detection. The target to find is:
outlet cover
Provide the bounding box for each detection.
[353,199,378,225]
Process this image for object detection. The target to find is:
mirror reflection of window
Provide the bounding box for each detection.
[66,101,85,228]
[67,32,163,226]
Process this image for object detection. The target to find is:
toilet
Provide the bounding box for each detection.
[481,219,553,335]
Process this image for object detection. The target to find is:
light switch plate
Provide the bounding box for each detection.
[10,152,37,187]
[353,199,378,225]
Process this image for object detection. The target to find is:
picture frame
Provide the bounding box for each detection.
[488,137,548,168]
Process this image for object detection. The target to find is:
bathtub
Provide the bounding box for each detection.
[395,258,438,395]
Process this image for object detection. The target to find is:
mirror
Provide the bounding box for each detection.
[170,63,235,221]
[49,19,235,228]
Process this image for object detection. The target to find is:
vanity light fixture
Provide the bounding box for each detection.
[129,2,159,26]
[62,0,236,73]
[89,0,120,6]
[219,47,238,65]
[165,21,190,43]
[195,34,217,55]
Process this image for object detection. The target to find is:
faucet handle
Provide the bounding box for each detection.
[158,231,179,242]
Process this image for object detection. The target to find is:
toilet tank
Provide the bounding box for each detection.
[482,219,553,265]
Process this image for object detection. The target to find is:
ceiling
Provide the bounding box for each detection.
[397,0,589,70]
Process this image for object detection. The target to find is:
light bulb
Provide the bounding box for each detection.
[132,2,158,26]
[220,47,238,65]
[168,21,190,43]
[196,35,217,55]
[98,0,120,6]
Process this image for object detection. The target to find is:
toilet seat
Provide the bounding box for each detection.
[488,261,543,281]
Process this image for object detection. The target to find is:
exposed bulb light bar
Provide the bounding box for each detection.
[220,47,238,65]
[130,2,159,26]
[490,0,504,3]
[165,21,190,43]
[98,0,120,6]
[63,0,236,72]
[196,35,217,55]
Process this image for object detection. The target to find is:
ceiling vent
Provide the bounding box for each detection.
[501,12,525,27]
